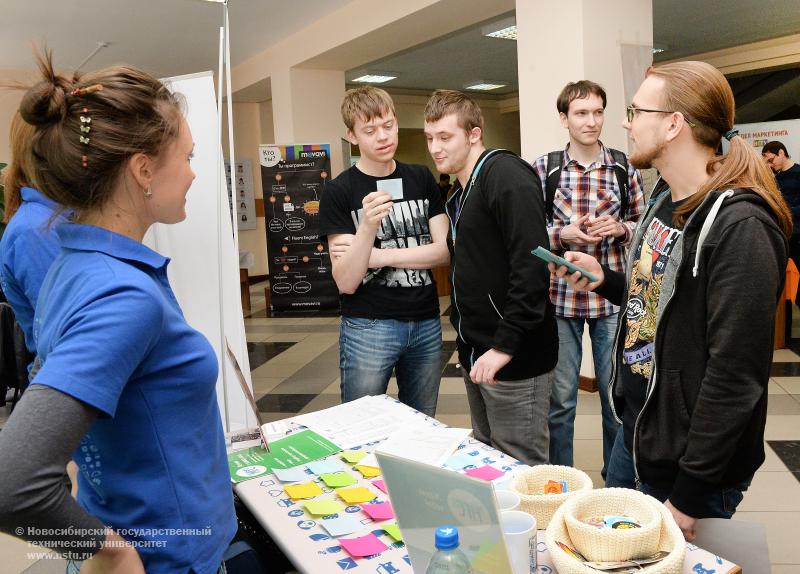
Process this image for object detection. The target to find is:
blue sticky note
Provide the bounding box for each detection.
[308,460,345,475]
[444,453,476,470]
[273,466,309,482]
[320,514,363,537]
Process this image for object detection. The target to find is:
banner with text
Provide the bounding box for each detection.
[723,119,800,157]
[259,143,339,315]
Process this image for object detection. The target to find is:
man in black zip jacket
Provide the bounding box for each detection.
[423,90,558,465]
[551,62,791,541]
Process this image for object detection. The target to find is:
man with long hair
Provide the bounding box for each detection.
[551,61,791,540]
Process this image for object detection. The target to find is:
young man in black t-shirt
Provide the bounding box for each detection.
[319,87,449,416]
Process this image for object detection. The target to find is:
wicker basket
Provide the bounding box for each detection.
[510,465,593,528]
[563,488,661,562]
[545,489,685,574]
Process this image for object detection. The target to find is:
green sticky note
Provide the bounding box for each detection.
[342,451,368,463]
[383,524,403,542]
[304,499,345,516]
[320,472,358,488]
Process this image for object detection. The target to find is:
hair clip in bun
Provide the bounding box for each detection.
[69,84,104,97]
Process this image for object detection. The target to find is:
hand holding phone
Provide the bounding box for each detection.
[531,246,600,283]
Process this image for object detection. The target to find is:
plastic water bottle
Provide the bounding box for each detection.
[425,525,473,573]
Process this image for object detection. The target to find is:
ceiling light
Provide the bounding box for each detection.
[464,81,507,91]
[482,16,517,40]
[352,73,397,84]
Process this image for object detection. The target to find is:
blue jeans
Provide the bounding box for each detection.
[339,316,442,416]
[549,314,619,474]
[605,427,749,518]
[463,367,553,465]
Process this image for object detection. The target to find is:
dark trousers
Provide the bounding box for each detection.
[605,427,750,518]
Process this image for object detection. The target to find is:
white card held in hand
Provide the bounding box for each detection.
[376,178,404,200]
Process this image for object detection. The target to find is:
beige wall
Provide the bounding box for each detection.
[393,93,521,160]
[0,70,37,166]
[223,102,270,277]
[517,0,653,160]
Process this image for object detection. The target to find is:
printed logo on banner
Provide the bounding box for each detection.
[261,145,282,167]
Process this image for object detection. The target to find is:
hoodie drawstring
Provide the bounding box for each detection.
[693,189,735,277]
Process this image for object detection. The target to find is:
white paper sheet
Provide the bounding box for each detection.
[291,395,425,449]
[372,425,472,467]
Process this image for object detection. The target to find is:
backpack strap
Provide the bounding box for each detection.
[544,150,564,224]
[609,148,630,220]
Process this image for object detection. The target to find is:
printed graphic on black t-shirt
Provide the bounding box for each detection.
[318,161,445,320]
[623,208,683,378]
[351,199,433,288]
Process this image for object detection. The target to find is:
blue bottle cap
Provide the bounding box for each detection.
[434,525,460,550]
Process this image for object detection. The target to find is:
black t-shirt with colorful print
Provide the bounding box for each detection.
[621,194,688,451]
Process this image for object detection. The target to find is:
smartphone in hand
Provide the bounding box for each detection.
[531,246,599,283]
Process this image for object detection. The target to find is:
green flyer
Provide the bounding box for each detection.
[228,429,341,482]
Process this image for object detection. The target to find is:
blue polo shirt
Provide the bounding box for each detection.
[33,223,236,574]
[0,187,68,354]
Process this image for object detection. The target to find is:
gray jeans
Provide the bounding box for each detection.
[463,367,553,465]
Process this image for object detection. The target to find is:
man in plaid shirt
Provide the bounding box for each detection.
[532,80,645,478]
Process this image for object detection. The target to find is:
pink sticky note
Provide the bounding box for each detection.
[464,465,505,481]
[372,479,388,494]
[361,501,394,521]
[339,533,388,557]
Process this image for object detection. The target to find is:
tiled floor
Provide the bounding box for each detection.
[2,282,800,572]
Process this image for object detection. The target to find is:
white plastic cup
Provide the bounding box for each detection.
[495,489,521,512]
[501,510,537,574]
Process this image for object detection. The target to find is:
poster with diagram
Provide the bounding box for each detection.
[225,159,257,230]
[259,143,339,315]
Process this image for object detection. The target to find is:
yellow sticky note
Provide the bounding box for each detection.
[304,499,345,516]
[383,524,403,542]
[354,465,381,478]
[285,482,323,500]
[337,486,377,504]
[342,451,368,464]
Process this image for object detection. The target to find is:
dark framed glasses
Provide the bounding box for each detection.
[626,105,696,128]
